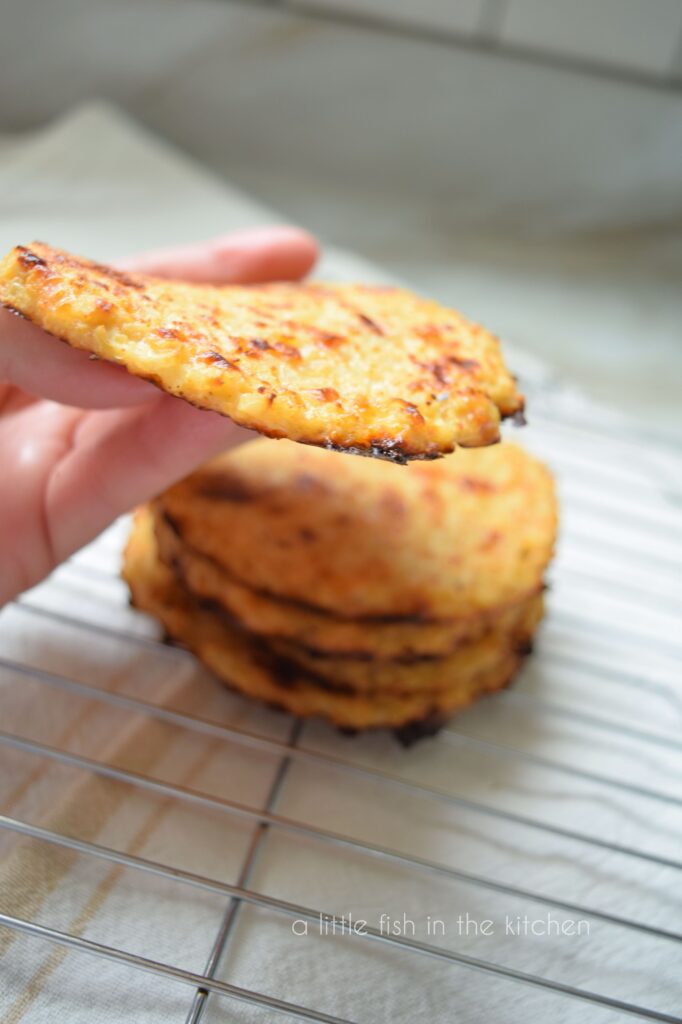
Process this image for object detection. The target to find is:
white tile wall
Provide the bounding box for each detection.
[128,4,682,233]
[0,0,233,128]
[501,0,682,76]
[1,2,681,239]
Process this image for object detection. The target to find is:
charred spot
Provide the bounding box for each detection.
[16,247,48,270]
[1,302,29,320]
[371,436,414,459]
[197,473,256,502]
[394,713,447,747]
[195,595,225,617]
[205,349,241,371]
[256,645,358,695]
[398,400,425,424]
[256,385,277,405]
[88,261,144,290]
[157,326,181,340]
[268,655,300,689]
[411,358,449,386]
[247,640,304,691]
[249,337,271,352]
[449,355,480,371]
[309,387,340,402]
[322,438,441,466]
[45,246,144,289]
[96,299,113,312]
[357,312,384,334]
[432,364,450,385]
[256,385,276,400]
[411,354,478,386]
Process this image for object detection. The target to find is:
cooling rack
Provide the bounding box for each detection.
[0,392,681,1024]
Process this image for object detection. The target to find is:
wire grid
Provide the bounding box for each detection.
[0,401,681,1024]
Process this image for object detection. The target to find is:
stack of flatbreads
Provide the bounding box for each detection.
[0,241,557,742]
[124,439,556,742]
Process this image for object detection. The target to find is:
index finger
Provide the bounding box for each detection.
[123,226,318,283]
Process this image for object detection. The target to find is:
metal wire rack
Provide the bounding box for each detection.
[1,399,681,1024]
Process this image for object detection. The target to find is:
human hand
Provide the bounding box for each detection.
[0,226,318,605]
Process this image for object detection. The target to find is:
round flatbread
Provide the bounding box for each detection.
[158,438,557,620]
[153,504,541,660]
[0,242,523,459]
[123,509,524,730]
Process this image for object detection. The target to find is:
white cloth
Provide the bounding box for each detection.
[0,104,680,1024]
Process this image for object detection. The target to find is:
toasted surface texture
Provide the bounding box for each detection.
[0,242,523,458]
[158,438,558,620]
[123,508,524,729]
[153,503,538,660]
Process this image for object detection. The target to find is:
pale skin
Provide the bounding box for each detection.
[0,225,318,606]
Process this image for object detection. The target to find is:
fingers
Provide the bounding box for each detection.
[123,225,318,283]
[0,400,86,602]
[0,308,159,408]
[0,394,253,602]
[46,397,253,562]
[0,225,318,409]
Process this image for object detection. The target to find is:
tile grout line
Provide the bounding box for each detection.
[234,0,682,94]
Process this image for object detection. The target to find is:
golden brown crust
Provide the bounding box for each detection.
[158,438,558,621]
[123,508,526,729]
[153,501,543,660]
[0,242,524,459]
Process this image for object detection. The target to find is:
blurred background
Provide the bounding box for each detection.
[1,0,681,436]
